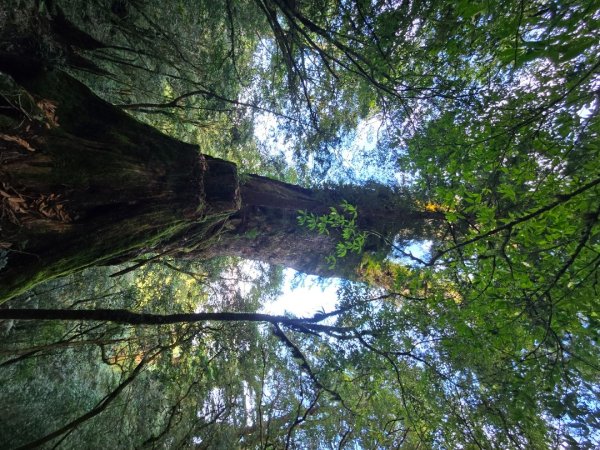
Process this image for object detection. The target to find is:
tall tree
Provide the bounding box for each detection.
[0,5,443,300]
[1,0,599,448]
[0,65,441,300]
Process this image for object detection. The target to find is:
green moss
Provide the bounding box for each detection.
[0,207,236,304]
[244,228,259,239]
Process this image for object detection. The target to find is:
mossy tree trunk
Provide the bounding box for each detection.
[0,69,240,301]
[0,9,443,302]
[0,66,442,302]
[199,175,442,278]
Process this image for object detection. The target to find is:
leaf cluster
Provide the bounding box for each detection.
[298,201,367,268]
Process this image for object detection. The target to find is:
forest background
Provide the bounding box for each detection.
[0,0,599,448]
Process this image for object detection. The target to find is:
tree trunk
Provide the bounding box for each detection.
[0,69,240,301]
[0,66,441,302]
[199,175,441,278]
[0,10,443,302]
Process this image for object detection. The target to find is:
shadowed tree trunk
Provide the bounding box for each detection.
[199,174,441,278]
[0,68,241,301]
[0,9,443,302]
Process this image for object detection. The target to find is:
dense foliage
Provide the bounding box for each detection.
[1,0,599,448]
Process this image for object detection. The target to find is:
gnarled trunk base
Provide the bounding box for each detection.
[0,69,239,301]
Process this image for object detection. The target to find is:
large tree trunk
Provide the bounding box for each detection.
[0,67,441,302]
[0,69,240,301]
[0,10,442,302]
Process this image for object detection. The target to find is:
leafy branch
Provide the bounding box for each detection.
[298,201,367,268]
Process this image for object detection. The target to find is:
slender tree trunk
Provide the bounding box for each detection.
[0,308,314,325]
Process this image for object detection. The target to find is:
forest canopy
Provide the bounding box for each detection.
[0,0,599,448]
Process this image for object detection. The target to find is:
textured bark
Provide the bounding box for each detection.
[0,69,239,301]
[0,12,443,302]
[198,175,442,278]
[0,66,441,301]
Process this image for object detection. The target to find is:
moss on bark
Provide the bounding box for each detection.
[0,69,239,302]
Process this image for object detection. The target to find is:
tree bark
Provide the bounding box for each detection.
[0,11,442,302]
[0,68,240,301]
[0,66,441,302]
[199,175,441,278]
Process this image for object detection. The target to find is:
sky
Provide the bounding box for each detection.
[252,113,384,317]
[260,269,340,317]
